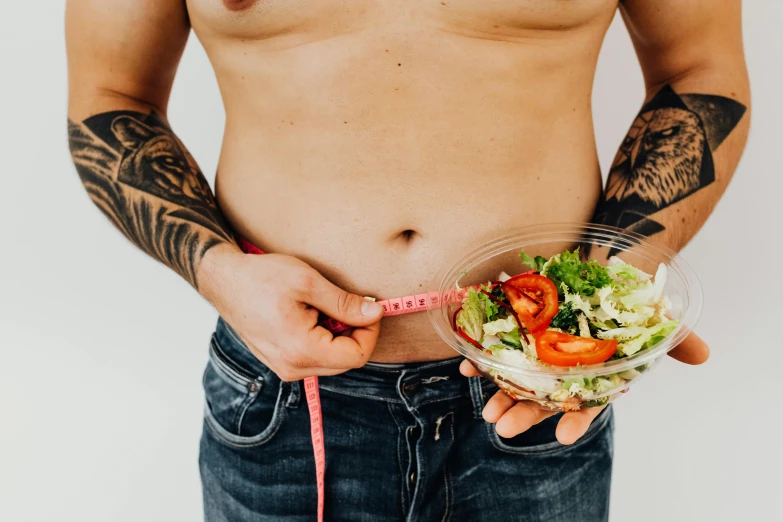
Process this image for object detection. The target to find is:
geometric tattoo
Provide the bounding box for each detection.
[591,85,746,256]
[68,111,234,288]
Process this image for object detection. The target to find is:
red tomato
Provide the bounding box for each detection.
[501,273,559,333]
[535,331,618,367]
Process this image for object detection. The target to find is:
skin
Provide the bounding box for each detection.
[66,0,749,444]
[461,333,711,444]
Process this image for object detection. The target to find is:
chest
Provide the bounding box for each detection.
[187,0,618,41]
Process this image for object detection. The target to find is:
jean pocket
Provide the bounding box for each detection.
[486,405,613,456]
[202,336,288,448]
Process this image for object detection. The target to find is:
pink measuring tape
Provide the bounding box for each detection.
[236,237,467,521]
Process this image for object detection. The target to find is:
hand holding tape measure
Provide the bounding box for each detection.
[201,244,384,383]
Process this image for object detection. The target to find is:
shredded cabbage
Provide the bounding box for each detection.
[456,288,485,342]
[483,316,518,336]
[597,320,679,356]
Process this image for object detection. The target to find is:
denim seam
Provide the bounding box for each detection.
[319,386,479,407]
[406,407,425,522]
[233,384,261,433]
[214,321,275,380]
[441,412,455,522]
[365,357,463,373]
[407,394,472,408]
[202,381,288,448]
[358,365,408,374]
[486,405,612,456]
[387,402,409,516]
[286,381,301,408]
[219,319,247,352]
[318,385,405,404]
[468,376,484,419]
[208,341,256,392]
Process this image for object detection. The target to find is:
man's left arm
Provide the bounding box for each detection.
[461,0,749,445]
[589,0,750,261]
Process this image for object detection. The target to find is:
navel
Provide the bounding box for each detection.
[395,229,418,244]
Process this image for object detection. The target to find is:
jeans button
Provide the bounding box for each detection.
[409,472,416,483]
[247,379,261,394]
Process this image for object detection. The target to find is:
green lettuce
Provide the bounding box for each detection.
[483,316,518,336]
[597,320,680,356]
[520,250,547,272]
[456,288,486,342]
[550,302,580,334]
[542,248,612,297]
[478,283,502,321]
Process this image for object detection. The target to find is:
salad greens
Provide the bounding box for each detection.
[456,247,681,410]
[541,248,612,297]
[520,251,548,272]
[455,288,488,343]
[550,302,579,334]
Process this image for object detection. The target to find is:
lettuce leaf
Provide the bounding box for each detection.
[519,250,547,272]
[551,302,580,334]
[483,316,518,336]
[478,283,502,321]
[597,320,679,356]
[542,248,612,297]
[456,288,486,342]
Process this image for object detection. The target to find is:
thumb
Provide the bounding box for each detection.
[305,275,384,327]
[668,331,710,365]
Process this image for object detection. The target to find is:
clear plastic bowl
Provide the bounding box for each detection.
[427,223,702,411]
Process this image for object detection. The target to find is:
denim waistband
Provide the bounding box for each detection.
[319,355,492,409]
[215,318,492,411]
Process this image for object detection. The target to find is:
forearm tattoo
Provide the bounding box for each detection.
[68,111,234,288]
[591,85,746,256]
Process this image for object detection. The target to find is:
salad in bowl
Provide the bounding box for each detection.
[427,224,701,411]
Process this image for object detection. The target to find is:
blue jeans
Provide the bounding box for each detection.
[200,318,614,521]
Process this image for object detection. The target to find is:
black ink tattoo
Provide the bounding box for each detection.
[68,111,234,288]
[591,85,746,256]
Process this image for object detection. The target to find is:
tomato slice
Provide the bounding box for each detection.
[535,331,618,367]
[501,273,559,333]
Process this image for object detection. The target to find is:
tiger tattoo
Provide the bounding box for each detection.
[69,111,233,288]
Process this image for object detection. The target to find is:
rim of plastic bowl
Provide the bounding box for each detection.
[427,222,703,378]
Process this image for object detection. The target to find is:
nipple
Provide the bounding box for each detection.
[222,0,257,12]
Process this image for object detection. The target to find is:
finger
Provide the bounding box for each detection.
[243,337,348,381]
[300,320,379,370]
[482,390,518,423]
[667,332,710,365]
[459,359,481,377]
[555,405,606,445]
[304,274,384,327]
[495,402,558,438]
[347,319,382,361]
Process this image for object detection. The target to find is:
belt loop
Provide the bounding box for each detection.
[287,380,302,408]
[468,376,484,419]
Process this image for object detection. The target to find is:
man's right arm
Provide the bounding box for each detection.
[66,0,384,380]
[66,0,236,290]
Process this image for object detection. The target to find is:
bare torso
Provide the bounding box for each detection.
[186,0,617,362]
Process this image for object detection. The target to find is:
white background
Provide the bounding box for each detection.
[1,2,781,521]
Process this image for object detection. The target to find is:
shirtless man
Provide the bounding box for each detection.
[66,0,748,520]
